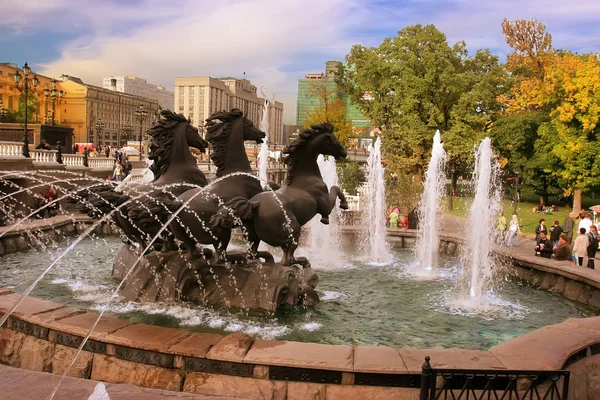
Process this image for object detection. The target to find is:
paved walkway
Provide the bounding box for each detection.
[0,365,244,400]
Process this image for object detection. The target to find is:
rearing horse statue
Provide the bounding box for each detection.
[168,109,265,261]
[213,122,348,265]
[76,110,209,251]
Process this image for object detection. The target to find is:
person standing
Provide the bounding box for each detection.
[113,161,123,182]
[506,214,520,247]
[496,212,507,243]
[389,208,400,228]
[572,228,589,266]
[562,213,575,243]
[549,220,562,246]
[587,225,599,269]
[535,218,547,242]
[578,213,593,234]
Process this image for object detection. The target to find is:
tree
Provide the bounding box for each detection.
[17,92,40,123]
[490,111,562,205]
[337,160,365,195]
[304,79,355,149]
[340,24,505,185]
[501,20,600,212]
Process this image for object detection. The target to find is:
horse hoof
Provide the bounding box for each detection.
[320,217,330,225]
[339,201,349,210]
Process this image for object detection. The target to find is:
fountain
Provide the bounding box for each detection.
[416,130,447,272]
[305,155,343,268]
[258,98,270,188]
[364,136,390,263]
[463,137,501,302]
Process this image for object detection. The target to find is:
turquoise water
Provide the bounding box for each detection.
[1,235,596,350]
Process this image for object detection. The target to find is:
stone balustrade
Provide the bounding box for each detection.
[62,154,85,167]
[0,141,24,158]
[88,157,115,169]
[31,150,58,164]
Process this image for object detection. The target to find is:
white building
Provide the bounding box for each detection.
[103,76,174,111]
[174,76,284,144]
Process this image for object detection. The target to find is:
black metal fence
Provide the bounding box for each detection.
[419,356,570,400]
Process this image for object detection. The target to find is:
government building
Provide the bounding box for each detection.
[102,76,174,110]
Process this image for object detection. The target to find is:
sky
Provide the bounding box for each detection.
[1,0,599,124]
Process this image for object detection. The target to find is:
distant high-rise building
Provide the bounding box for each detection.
[296,61,369,129]
[173,76,284,144]
[103,76,174,111]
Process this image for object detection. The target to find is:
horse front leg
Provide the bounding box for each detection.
[319,186,346,224]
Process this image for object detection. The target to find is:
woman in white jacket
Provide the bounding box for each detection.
[572,227,589,266]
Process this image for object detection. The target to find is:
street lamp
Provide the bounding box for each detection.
[134,104,148,158]
[43,79,63,125]
[120,124,132,147]
[94,119,104,149]
[14,62,39,157]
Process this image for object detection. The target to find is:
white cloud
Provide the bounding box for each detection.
[3,0,598,124]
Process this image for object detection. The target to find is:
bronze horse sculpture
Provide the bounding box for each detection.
[76,110,209,251]
[167,109,265,261]
[213,122,348,266]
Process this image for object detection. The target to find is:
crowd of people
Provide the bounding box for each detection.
[110,148,133,182]
[496,211,599,269]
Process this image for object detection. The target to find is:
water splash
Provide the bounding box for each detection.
[305,155,343,268]
[258,98,270,188]
[462,137,501,303]
[364,136,389,263]
[416,130,447,273]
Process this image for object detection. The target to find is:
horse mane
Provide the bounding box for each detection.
[205,108,244,177]
[147,110,190,180]
[283,122,333,184]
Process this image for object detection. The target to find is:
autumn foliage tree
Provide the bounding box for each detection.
[501,18,600,213]
[304,79,355,149]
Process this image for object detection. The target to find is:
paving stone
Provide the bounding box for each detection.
[207,332,254,363]
[354,346,407,373]
[398,348,505,373]
[104,323,191,352]
[0,293,64,318]
[244,340,353,372]
[183,371,287,399]
[168,332,223,358]
[47,311,132,339]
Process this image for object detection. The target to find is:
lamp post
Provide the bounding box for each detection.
[134,104,148,159]
[43,79,63,125]
[14,62,39,158]
[120,124,132,147]
[94,119,104,150]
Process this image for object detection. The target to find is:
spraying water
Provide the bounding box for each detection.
[463,137,501,303]
[364,136,389,263]
[258,98,270,188]
[306,155,343,267]
[416,130,447,272]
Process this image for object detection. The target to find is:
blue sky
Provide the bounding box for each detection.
[1,0,598,123]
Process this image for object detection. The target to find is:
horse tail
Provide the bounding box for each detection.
[210,196,258,229]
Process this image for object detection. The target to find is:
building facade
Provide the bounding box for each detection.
[296,60,369,129]
[60,76,160,148]
[102,76,174,111]
[174,76,284,144]
[0,62,67,126]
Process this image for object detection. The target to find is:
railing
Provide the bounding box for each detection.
[62,154,85,167]
[31,150,58,163]
[419,357,569,400]
[88,157,115,169]
[0,141,24,157]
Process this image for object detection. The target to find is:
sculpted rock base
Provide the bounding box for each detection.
[112,244,319,312]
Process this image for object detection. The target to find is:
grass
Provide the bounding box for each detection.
[443,197,573,235]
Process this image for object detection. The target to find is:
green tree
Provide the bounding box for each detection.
[17,92,40,123]
[340,24,505,185]
[337,160,365,195]
[304,79,355,149]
